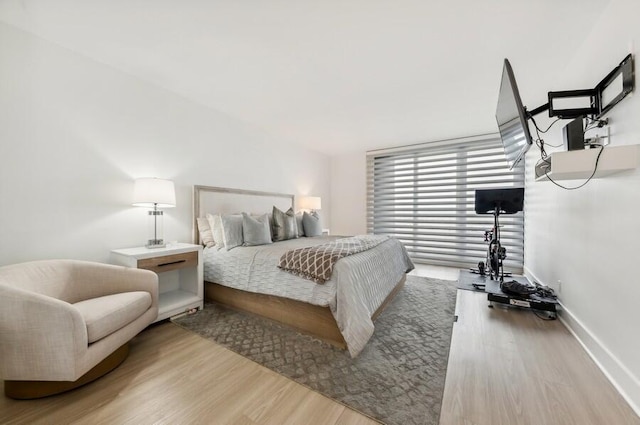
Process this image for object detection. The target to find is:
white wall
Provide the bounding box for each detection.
[524,0,640,411]
[330,151,367,235]
[0,23,331,266]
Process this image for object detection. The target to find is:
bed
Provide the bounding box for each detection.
[192,185,414,357]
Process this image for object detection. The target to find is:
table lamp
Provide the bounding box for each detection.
[133,178,176,248]
[299,196,321,213]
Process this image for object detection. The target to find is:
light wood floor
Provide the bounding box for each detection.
[440,289,640,425]
[2,265,639,424]
[0,323,377,425]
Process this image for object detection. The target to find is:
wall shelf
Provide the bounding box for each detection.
[534,144,639,181]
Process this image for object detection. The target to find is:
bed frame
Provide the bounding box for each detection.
[192,185,405,349]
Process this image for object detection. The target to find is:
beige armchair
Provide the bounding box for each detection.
[0,259,158,399]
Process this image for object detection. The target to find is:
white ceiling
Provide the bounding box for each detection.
[0,0,609,156]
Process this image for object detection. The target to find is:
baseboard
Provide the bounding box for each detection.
[524,267,640,417]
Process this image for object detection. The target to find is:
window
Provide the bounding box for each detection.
[366,134,525,272]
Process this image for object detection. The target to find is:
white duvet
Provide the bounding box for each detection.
[203,236,414,357]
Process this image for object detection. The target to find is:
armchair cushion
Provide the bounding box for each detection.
[73,291,152,344]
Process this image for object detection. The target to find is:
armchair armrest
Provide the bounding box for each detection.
[68,260,159,307]
[0,284,87,381]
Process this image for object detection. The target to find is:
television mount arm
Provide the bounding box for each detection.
[524,54,634,121]
[525,103,549,119]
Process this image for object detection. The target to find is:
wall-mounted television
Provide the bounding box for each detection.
[496,59,533,170]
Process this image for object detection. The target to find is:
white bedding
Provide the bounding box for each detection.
[203,235,414,357]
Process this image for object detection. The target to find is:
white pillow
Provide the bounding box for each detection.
[196,217,215,248]
[206,213,225,250]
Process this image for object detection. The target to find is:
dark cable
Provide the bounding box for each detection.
[531,117,561,134]
[542,141,563,148]
[584,116,609,133]
[536,139,547,158]
[530,115,562,148]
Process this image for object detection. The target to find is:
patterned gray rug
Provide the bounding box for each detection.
[173,275,457,425]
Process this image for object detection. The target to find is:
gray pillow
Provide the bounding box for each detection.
[220,214,244,250]
[302,211,322,237]
[272,206,298,242]
[296,213,304,237]
[242,213,272,246]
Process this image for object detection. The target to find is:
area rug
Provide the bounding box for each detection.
[173,275,457,425]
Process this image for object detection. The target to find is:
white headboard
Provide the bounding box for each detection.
[192,185,294,244]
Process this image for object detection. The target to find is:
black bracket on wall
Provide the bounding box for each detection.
[526,54,634,120]
[597,54,635,117]
[548,88,599,118]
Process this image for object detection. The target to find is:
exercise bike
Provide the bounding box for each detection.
[471,188,524,283]
[477,206,509,282]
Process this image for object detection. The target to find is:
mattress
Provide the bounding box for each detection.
[203,235,414,356]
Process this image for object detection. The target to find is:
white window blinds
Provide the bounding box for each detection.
[366,134,525,272]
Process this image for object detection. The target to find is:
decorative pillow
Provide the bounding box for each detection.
[302,211,322,237]
[272,206,298,242]
[206,213,225,250]
[220,214,244,250]
[295,213,304,237]
[196,217,215,248]
[242,213,272,246]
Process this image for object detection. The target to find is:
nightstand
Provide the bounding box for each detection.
[322,228,330,235]
[111,243,203,322]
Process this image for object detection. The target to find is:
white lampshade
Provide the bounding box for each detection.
[132,178,176,208]
[300,196,321,211]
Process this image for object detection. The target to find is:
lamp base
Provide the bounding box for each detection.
[146,239,166,249]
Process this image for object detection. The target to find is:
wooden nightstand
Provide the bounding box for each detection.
[111,243,203,322]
